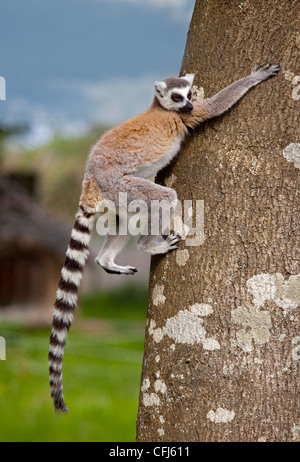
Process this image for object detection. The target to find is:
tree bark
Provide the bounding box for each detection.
[136,0,300,442]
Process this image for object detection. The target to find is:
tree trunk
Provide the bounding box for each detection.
[136,0,300,442]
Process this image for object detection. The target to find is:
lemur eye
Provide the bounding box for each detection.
[187,91,192,100]
[171,94,183,102]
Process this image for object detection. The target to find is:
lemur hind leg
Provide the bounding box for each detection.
[136,193,181,255]
[95,218,137,275]
[119,176,181,255]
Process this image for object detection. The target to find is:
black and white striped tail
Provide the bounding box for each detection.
[49,205,95,412]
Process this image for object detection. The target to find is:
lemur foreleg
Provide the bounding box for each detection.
[183,63,281,128]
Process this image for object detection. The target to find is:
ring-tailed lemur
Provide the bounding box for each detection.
[49,62,280,412]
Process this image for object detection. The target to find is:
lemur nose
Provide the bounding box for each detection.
[182,101,193,112]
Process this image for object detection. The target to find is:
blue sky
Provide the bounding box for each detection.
[0,0,194,145]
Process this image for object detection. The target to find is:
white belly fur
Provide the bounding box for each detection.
[133,137,182,179]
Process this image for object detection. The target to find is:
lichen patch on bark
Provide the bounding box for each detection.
[148,304,220,349]
[176,249,190,266]
[247,272,300,310]
[152,284,166,306]
[283,143,300,169]
[207,408,235,423]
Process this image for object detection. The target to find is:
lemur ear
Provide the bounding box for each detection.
[154,81,167,96]
[183,73,195,85]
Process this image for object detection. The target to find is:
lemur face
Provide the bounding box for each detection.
[154,74,195,113]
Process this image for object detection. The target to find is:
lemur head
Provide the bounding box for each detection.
[154,74,195,112]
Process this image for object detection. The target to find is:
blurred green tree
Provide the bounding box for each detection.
[0,123,28,166]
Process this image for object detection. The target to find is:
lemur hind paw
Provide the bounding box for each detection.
[96,259,138,275]
[166,232,182,250]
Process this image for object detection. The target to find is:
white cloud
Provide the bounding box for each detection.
[55,73,162,125]
[3,95,89,148]
[4,74,172,147]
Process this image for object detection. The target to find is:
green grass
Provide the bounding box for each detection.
[0,286,148,442]
[81,284,149,321]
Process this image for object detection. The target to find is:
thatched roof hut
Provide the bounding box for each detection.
[0,174,69,309]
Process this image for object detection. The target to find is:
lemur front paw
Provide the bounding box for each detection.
[251,62,281,80]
